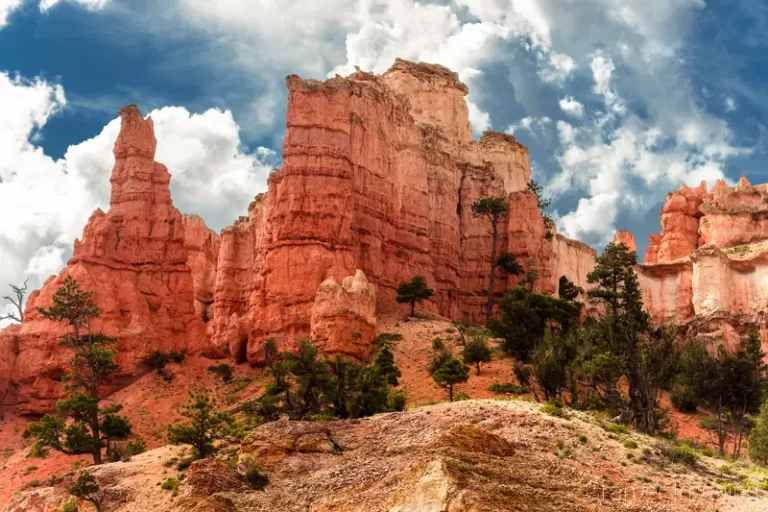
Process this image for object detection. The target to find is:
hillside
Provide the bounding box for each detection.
[7,398,768,512]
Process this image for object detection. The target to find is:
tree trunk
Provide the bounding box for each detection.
[486,217,499,324]
[410,301,415,318]
[475,362,481,375]
[628,373,655,435]
[449,384,454,402]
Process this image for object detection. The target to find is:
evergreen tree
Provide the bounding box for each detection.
[489,286,580,361]
[496,252,523,276]
[532,325,568,401]
[373,343,401,386]
[396,276,434,317]
[558,276,582,302]
[462,335,492,375]
[528,180,554,237]
[263,338,278,368]
[522,258,538,290]
[432,358,470,402]
[428,338,453,375]
[23,276,131,464]
[285,339,336,419]
[749,400,768,466]
[471,196,509,322]
[587,242,658,434]
[68,472,105,512]
[167,390,234,459]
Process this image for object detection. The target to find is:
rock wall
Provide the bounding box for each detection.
[630,175,768,349]
[1,61,598,411]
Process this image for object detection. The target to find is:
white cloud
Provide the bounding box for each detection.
[559,96,584,118]
[467,101,491,135]
[40,0,111,12]
[0,0,21,28]
[540,52,576,85]
[725,97,737,112]
[0,73,273,324]
[506,116,552,136]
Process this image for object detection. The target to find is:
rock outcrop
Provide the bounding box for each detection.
[0,105,207,414]
[629,176,768,349]
[1,61,597,410]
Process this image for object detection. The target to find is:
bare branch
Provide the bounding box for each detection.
[1,278,28,324]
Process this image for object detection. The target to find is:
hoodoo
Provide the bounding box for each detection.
[0,61,596,412]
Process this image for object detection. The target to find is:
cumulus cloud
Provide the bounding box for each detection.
[0,0,21,28]
[0,73,273,323]
[559,96,584,118]
[725,97,737,112]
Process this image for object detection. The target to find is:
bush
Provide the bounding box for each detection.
[123,438,146,460]
[488,382,527,395]
[160,477,179,491]
[244,462,269,490]
[670,387,699,413]
[577,434,588,444]
[623,440,638,449]
[169,350,186,364]
[513,363,532,387]
[699,446,716,457]
[177,456,196,471]
[376,333,403,344]
[149,351,170,370]
[659,442,699,466]
[60,498,78,512]
[454,391,470,401]
[388,392,407,412]
[749,401,768,466]
[603,423,629,435]
[207,363,234,383]
[541,399,569,418]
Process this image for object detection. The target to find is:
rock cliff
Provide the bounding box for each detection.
[0,61,596,411]
[628,176,768,348]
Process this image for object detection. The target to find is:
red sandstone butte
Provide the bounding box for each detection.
[1,61,597,411]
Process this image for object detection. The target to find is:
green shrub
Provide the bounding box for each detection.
[375,333,403,344]
[454,391,470,401]
[722,483,741,495]
[170,350,186,364]
[244,463,269,490]
[161,478,179,491]
[149,351,170,370]
[623,440,638,449]
[488,382,527,395]
[123,438,146,460]
[513,363,531,387]
[60,498,78,512]
[659,442,699,466]
[670,388,699,413]
[749,401,768,466]
[577,434,588,444]
[388,392,407,412]
[603,423,629,435]
[177,456,196,471]
[699,446,716,457]
[207,363,234,383]
[541,399,569,418]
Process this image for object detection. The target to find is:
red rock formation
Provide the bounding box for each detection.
[613,231,637,253]
[2,106,207,414]
[644,182,707,264]
[1,62,599,408]
[310,270,376,361]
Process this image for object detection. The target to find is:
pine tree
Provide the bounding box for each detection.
[373,343,401,386]
[285,339,335,419]
[167,390,234,459]
[462,335,492,375]
[396,276,434,317]
[68,471,105,512]
[432,358,470,402]
[558,276,582,302]
[528,180,554,238]
[472,196,509,322]
[496,252,523,276]
[532,325,568,401]
[23,276,131,464]
[749,400,768,466]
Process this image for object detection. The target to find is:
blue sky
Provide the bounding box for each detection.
[2,0,768,300]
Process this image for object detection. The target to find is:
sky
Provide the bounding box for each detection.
[2,0,768,316]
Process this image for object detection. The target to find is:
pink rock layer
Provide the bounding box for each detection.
[1,61,597,412]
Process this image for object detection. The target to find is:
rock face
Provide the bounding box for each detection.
[1,61,597,410]
[310,270,377,361]
[631,176,768,349]
[0,106,207,414]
